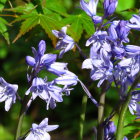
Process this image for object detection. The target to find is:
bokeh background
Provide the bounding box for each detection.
[0,0,140,139]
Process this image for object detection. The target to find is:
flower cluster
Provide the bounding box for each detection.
[51,0,140,139]
[26,40,80,110]
[25,39,98,139]
[80,0,140,101]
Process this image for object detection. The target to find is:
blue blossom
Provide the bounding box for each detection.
[54,70,78,86]
[26,40,57,74]
[54,70,98,105]
[0,77,18,111]
[123,136,128,140]
[128,94,140,115]
[104,121,116,140]
[127,14,140,30]
[86,31,111,59]
[25,118,58,140]
[52,26,75,58]
[103,0,118,17]
[25,77,63,110]
[112,44,125,59]
[82,53,113,87]
[46,62,68,76]
[114,55,140,95]
[108,20,130,43]
[80,0,102,24]
[26,40,69,77]
[125,45,140,57]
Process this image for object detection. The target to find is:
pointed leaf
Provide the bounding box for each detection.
[0,17,10,44]
[39,14,62,45]
[13,14,39,43]
[63,11,94,42]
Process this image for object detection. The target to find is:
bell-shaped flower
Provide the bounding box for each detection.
[54,71,78,86]
[25,77,63,110]
[52,26,75,58]
[0,77,18,111]
[104,121,116,140]
[80,0,98,17]
[127,14,140,30]
[26,40,57,74]
[46,62,68,76]
[108,20,130,43]
[25,118,58,140]
[54,70,98,106]
[128,94,140,115]
[114,55,140,95]
[125,45,140,57]
[80,0,102,24]
[82,50,113,87]
[86,30,111,59]
[103,0,118,17]
[112,44,126,59]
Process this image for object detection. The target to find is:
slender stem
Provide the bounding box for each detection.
[15,96,30,140]
[116,72,140,140]
[79,94,88,140]
[15,112,25,140]
[97,82,108,140]
[15,70,36,140]
[75,43,87,59]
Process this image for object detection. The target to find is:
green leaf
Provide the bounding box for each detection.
[63,12,94,42]
[12,14,39,43]
[13,13,62,44]
[39,14,62,45]
[45,0,68,17]
[0,0,8,11]
[5,3,37,14]
[116,0,136,19]
[0,17,10,44]
[123,111,140,139]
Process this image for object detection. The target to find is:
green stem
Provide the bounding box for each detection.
[116,72,140,140]
[15,112,25,140]
[15,95,30,140]
[79,94,88,140]
[97,82,107,140]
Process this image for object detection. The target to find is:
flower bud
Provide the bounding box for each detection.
[103,0,118,17]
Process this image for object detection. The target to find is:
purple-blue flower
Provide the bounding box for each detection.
[108,20,130,43]
[82,53,113,87]
[54,70,98,105]
[128,94,140,115]
[80,0,102,24]
[104,121,116,140]
[52,26,75,58]
[25,77,63,110]
[0,77,18,111]
[86,30,111,59]
[127,14,140,30]
[125,45,140,57]
[103,0,118,17]
[26,40,57,74]
[114,55,140,96]
[25,118,58,140]
[26,40,69,77]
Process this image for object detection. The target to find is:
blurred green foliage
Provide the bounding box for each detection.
[0,0,140,139]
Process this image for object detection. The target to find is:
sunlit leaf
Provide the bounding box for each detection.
[13,13,62,44]
[116,0,136,19]
[0,17,10,44]
[45,0,69,17]
[0,0,8,11]
[4,3,37,14]
[63,12,94,42]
